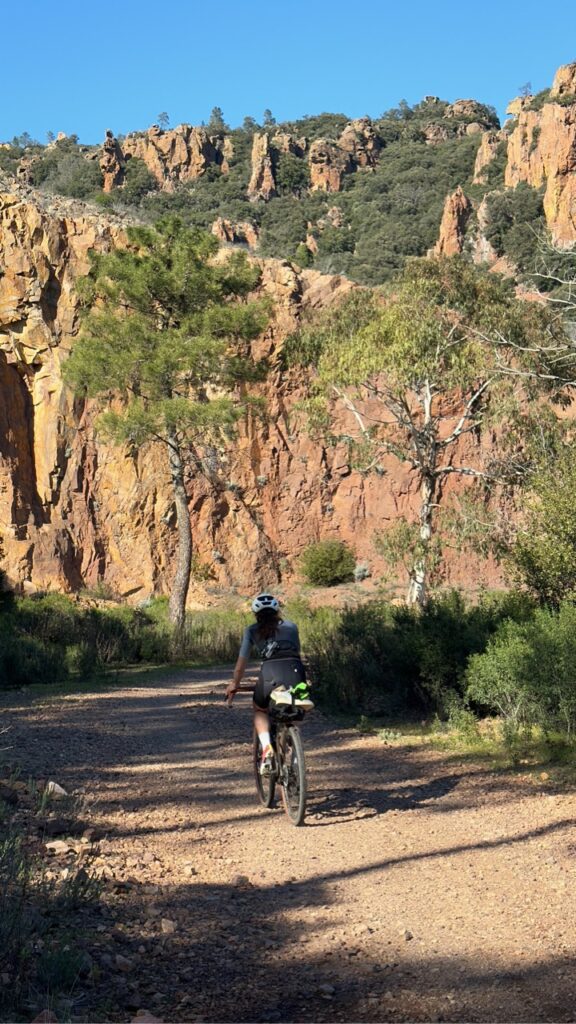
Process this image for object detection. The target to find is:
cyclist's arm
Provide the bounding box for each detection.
[232,655,248,688]
[225,654,248,704]
[226,625,253,703]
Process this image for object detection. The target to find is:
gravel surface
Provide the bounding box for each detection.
[2,668,576,1023]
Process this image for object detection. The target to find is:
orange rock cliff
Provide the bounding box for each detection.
[0,186,508,600]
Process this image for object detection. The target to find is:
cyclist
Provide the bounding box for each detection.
[225,594,310,774]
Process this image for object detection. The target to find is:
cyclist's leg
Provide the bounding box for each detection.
[253,672,276,772]
[253,702,271,748]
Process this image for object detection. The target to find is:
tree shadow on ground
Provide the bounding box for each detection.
[55,868,576,1023]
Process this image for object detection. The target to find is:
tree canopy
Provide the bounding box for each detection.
[64,218,269,625]
[285,257,575,604]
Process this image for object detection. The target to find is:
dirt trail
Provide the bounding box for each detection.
[2,669,576,1023]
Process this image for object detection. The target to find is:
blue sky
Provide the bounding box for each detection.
[4,0,576,143]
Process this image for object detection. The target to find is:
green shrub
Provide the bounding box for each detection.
[304,589,536,715]
[300,539,356,586]
[275,152,310,195]
[119,156,158,203]
[466,602,576,740]
[508,447,576,604]
[526,89,551,111]
[174,608,250,663]
[483,183,545,274]
[0,631,68,688]
[0,567,14,613]
[31,138,103,198]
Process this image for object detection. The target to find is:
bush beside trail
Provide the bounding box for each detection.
[298,590,536,717]
[3,583,576,749]
[0,592,250,690]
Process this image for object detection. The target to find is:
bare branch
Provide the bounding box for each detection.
[438,377,494,448]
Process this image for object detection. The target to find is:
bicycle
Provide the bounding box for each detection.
[253,686,311,827]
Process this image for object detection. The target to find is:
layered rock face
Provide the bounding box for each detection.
[0,188,504,599]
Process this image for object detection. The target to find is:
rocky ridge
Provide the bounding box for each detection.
[434,62,576,255]
[96,64,576,256]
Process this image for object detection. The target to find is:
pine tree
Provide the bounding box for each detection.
[207,107,227,133]
[64,218,269,628]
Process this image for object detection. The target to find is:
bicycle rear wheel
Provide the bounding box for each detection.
[253,730,276,808]
[278,725,307,826]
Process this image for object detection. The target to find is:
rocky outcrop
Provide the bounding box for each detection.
[338,118,382,168]
[471,195,499,265]
[0,189,126,591]
[0,188,354,596]
[473,131,503,184]
[308,140,354,192]
[100,130,125,192]
[121,125,227,189]
[271,132,306,157]
[504,97,576,245]
[247,133,277,200]
[551,62,576,98]
[211,217,259,248]
[434,186,473,256]
[506,96,531,118]
[445,99,491,124]
[16,155,41,185]
[423,123,452,145]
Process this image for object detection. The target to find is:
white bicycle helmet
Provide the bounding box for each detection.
[251,593,280,613]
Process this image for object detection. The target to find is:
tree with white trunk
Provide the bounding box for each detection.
[286,257,576,607]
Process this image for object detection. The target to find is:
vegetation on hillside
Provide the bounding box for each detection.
[0,97,504,286]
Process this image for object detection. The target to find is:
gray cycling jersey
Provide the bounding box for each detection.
[239,619,301,660]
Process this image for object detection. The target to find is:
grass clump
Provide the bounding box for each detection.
[0,783,101,1020]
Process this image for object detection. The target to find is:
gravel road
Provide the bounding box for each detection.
[2,668,576,1023]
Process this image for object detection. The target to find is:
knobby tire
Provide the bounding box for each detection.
[278,725,307,826]
[253,729,275,808]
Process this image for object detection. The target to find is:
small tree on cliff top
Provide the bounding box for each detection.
[64,217,269,628]
[285,257,576,607]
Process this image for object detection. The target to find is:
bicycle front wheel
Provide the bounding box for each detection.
[253,730,276,808]
[278,725,307,826]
